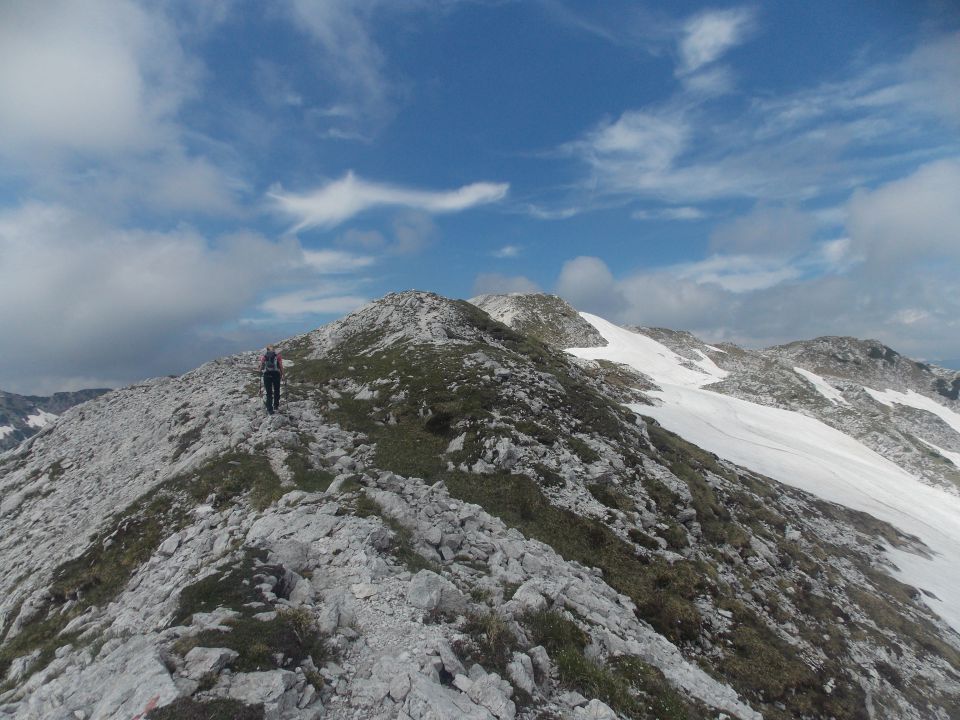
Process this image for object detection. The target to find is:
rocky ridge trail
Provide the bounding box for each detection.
[1,291,959,719]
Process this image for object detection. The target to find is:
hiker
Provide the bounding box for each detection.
[259,344,284,414]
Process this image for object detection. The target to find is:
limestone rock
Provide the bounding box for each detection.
[406,570,468,614]
[183,647,238,680]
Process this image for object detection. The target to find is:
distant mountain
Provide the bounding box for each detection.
[2,291,959,719]
[0,389,110,452]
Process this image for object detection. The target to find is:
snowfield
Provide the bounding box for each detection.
[569,313,960,633]
[0,425,14,440]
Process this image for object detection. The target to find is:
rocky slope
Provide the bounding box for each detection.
[1,291,959,720]
[0,389,109,452]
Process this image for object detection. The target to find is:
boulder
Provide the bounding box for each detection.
[225,670,298,720]
[183,647,238,680]
[406,570,468,614]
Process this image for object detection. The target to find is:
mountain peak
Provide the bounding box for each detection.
[470,292,607,348]
[765,334,960,400]
[293,290,502,359]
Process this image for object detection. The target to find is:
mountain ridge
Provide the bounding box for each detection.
[0,389,109,453]
[1,290,959,720]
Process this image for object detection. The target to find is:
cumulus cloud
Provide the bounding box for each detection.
[270,172,509,232]
[555,257,628,318]
[550,161,960,361]
[472,274,541,296]
[846,158,960,267]
[493,245,522,258]
[0,0,245,219]
[0,202,374,393]
[0,0,195,159]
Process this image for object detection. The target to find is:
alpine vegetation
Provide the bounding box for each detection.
[1,291,959,719]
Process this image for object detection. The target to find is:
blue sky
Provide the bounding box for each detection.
[1,1,959,393]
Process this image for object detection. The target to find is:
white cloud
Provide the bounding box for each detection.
[284,0,396,138]
[260,291,368,318]
[576,110,688,172]
[672,255,803,293]
[525,205,582,221]
[846,158,960,266]
[493,245,522,258]
[559,33,960,209]
[898,32,960,129]
[632,206,706,221]
[472,274,541,296]
[302,249,376,273]
[551,161,960,361]
[0,0,195,159]
[270,171,509,232]
[680,65,735,96]
[0,201,387,392]
[709,205,817,257]
[555,257,627,318]
[0,203,301,387]
[0,0,246,219]
[677,7,755,75]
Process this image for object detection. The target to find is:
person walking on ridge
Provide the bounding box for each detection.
[259,344,284,414]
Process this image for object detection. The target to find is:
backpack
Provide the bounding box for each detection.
[263,351,280,372]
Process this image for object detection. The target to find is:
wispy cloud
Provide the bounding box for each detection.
[493,244,522,258]
[301,248,376,273]
[284,0,392,138]
[557,32,960,210]
[260,290,368,318]
[270,171,509,232]
[671,254,804,293]
[677,7,756,75]
[632,206,706,221]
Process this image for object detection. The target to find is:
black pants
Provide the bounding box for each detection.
[263,372,281,410]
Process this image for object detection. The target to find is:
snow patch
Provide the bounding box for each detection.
[569,313,960,634]
[704,344,726,354]
[919,439,960,468]
[571,313,727,388]
[24,409,58,429]
[794,367,849,406]
[0,425,15,440]
[864,387,960,437]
